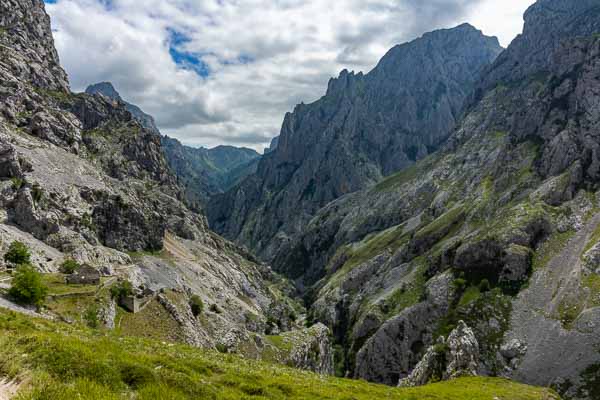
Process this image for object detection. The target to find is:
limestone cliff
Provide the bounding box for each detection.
[208,24,502,261]
[266,0,600,398]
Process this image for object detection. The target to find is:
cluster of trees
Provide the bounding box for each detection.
[5,241,47,309]
[5,242,83,309]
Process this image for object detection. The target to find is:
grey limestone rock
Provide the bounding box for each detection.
[398,321,479,387]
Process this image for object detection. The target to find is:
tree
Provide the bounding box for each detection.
[110,280,133,299]
[4,241,31,265]
[8,264,48,308]
[60,259,80,274]
[189,295,204,317]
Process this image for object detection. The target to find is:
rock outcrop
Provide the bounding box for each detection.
[208,24,502,262]
[85,82,158,133]
[288,323,335,375]
[84,82,262,210]
[398,321,479,387]
[0,0,69,92]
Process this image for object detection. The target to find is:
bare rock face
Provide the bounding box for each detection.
[398,321,479,387]
[476,0,600,95]
[397,338,446,388]
[85,82,158,133]
[0,141,22,179]
[444,320,479,379]
[354,272,454,385]
[208,24,502,262]
[288,323,334,375]
[0,0,69,92]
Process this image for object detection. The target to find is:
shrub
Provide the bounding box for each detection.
[189,295,204,317]
[209,304,222,314]
[110,281,133,300]
[8,264,48,308]
[60,259,81,274]
[215,343,228,353]
[288,311,297,322]
[452,278,467,292]
[4,241,31,265]
[10,177,24,190]
[84,305,100,329]
[32,183,43,203]
[478,279,491,293]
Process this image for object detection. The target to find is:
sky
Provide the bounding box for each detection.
[44,0,535,151]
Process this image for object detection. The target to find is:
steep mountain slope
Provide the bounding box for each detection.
[161,136,260,209]
[273,0,600,398]
[84,82,262,209]
[0,0,331,374]
[208,24,502,261]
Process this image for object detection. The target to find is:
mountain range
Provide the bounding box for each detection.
[0,0,599,399]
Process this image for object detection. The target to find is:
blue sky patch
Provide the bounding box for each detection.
[167,28,210,78]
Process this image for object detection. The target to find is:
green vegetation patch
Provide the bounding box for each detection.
[46,295,99,325]
[380,262,427,318]
[0,309,559,400]
[583,274,600,308]
[116,299,184,344]
[558,298,584,330]
[327,224,410,285]
[414,205,465,241]
[458,286,481,308]
[8,265,47,308]
[373,153,439,192]
[583,222,600,255]
[5,241,31,265]
[43,274,99,296]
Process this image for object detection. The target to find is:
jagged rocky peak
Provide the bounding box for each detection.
[265,135,279,154]
[0,0,69,91]
[85,82,123,101]
[85,81,158,133]
[478,0,600,92]
[208,22,502,263]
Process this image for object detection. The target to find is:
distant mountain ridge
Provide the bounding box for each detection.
[161,136,261,209]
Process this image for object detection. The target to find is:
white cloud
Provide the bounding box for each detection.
[46,0,534,151]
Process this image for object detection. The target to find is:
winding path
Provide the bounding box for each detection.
[0,379,19,400]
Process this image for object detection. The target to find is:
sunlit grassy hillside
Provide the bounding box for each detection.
[0,310,558,400]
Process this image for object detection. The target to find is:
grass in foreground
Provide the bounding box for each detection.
[0,310,559,400]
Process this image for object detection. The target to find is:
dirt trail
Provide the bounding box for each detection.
[163,232,195,262]
[0,379,19,400]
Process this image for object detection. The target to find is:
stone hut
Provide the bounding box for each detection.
[66,264,100,285]
[119,287,156,313]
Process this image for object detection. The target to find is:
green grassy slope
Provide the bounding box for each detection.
[0,310,559,400]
